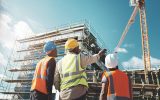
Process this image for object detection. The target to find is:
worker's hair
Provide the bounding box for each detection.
[108,66,119,71]
[68,46,79,54]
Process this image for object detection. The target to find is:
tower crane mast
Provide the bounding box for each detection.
[139,0,151,71]
[139,0,151,83]
[115,0,151,83]
[130,0,151,83]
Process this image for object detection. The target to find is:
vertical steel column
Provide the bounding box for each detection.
[139,0,151,84]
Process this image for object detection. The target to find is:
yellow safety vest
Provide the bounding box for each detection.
[60,53,88,91]
[31,56,53,94]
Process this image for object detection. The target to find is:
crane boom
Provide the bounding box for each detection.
[114,5,139,52]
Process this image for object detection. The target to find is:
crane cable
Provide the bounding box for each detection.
[114,5,139,53]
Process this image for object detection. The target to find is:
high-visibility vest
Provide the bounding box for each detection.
[102,70,131,100]
[60,53,88,91]
[31,56,53,94]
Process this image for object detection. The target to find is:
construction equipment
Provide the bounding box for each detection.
[139,0,151,84]
[115,0,151,84]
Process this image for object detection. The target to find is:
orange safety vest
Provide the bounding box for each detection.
[102,70,131,100]
[31,56,53,94]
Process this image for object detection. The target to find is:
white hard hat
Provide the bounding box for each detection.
[105,53,118,68]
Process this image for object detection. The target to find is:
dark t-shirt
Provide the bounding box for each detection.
[46,58,56,95]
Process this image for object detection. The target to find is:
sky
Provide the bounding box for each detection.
[0,0,160,73]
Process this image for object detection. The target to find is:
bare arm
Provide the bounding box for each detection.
[99,83,107,100]
[99,76,108,100]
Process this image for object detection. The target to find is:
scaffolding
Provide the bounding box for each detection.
[86,69,160,100]
[0,21,159,100]
[0,21,105,99]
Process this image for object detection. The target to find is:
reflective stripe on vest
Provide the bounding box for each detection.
[107,95,130,100]
[60,54,88,90]
[31,56,53,94]
[103,67,130,100]
[103,66,115,94]
[33,74,47,80]
[62,56,85,78]
[61,75,87,85]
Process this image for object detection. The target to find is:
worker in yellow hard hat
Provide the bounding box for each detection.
[54,38,106,100]
[65,38,79,50]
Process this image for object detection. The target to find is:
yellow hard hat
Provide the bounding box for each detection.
[65,38,79,50]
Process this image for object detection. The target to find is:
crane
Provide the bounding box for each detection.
[114,0,151,83]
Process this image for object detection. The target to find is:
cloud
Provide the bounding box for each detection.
[122,56,143,69]
[0,13,34,49]
[0,52,7,66]
[14,21,34,38]
[123,43,134,48]
[0,74,7,79]
[26,18,46,33]
[150,57,160,66]
[0,14,14,49]
[116,48,128,53]
[122,56,160,70]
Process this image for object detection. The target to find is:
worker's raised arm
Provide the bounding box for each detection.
[80,49,106,68]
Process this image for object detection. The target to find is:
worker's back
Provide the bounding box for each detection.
[60,53,88,91]
[109,70,130,98]
[100,53,132,100]
[31,56,53,94]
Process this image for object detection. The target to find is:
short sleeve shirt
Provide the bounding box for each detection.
[101,76,108,83]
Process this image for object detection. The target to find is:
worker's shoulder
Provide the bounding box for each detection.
[48,57,56,64]
[116,70,128,75]
[57,58,63,65]
[49,57,56,61]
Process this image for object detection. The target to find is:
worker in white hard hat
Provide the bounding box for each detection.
[30,41,57,100]
[99,53,133,100]
[54,38,106,100]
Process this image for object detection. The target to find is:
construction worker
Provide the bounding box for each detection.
[54,38,105,100]
[99,53,133,100]
[30,41,57,100]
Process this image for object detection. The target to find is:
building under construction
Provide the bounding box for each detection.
[0,22,105,99]
[0,21,159,100]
